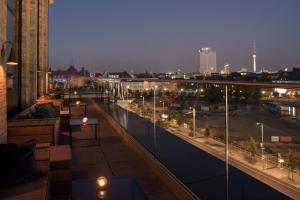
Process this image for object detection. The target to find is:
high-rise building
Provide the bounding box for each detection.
[220,63,230,75]
[198,47,216,75]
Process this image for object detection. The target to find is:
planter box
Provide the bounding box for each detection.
[8,118,60,146]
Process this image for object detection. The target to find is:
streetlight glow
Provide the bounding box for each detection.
[257,122,265,169]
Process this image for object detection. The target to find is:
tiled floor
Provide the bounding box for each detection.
[58,99,177,200]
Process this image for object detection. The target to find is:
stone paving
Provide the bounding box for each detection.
[58,99,177,200]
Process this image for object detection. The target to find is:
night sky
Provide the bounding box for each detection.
[49,0,300,73]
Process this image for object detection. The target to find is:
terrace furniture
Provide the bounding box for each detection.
[72,177,148,200]
[36,98,64,116]
[0,143,72,199]
[69,102,88,116]
[0,143,50,200]
[7,102,63,145]
[69,118,99,147]
[50,145,72,195]
[8,118,60,146]
[59,109,71,131]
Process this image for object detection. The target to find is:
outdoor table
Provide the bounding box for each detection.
[69,118,99,147]
[72,177,148,200]
[69,102,88,116]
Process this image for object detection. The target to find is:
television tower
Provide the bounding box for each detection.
[252,41,257,72]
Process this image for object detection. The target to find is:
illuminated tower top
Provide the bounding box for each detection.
[252,41,257,72]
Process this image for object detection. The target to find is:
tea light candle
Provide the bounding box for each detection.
[82,117,88,123]
[96,176,108,189]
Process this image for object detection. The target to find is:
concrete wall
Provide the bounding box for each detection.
[0,0,7,143]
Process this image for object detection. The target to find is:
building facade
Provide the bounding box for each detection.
[199,47,217,75]
[0,0,51,143]
[53,65,87,88]
[0,0,8,143]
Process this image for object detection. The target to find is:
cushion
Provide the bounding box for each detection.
[34,103,57,118]
[27,105,39,119]
[0,140,41,188]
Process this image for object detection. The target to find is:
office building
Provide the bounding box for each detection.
[198,47,217,75]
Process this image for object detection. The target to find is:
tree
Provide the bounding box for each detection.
[204,126,210,137]
[232,87,243,103]
[246,137,257,163]
[286,149,297,180]
[204,86,223,103]
[189,121,193,131]
[134,90,141,98]
[156,119,167,128]
[273,91,279,98]
[177,117,183,126]
[243,88,261,104]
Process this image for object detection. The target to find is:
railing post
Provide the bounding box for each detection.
[225,85,229,200]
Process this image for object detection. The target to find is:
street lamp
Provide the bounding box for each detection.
[140,95,144,116]
[160,100,169,120]
[123,85,130,128]
[160,101,165,114]
[126,85,130,102]
[256,122,265,169]
[193,108,196,137]
[278,153,284,169]
[153,85,158,158]
[154,85,158,125]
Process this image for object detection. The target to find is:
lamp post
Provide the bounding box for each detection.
[126,85,130,127]
[160,100,168,120]
[126,85,130,98]
[140,95,144,116]
[153,85,158,158]
[193,108,196,137]
[126,85,130,107]
[256,122,265,169]
[160,101,165,115]
[153,85,157,126]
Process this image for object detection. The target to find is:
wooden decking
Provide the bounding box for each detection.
[58,99,177,200]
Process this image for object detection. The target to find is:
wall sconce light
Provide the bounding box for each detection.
[1,41,18,66]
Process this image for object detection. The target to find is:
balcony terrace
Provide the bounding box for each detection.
[63,99,178,200]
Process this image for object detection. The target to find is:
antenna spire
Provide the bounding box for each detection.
[253,40,256,54]
[252,40,257,72]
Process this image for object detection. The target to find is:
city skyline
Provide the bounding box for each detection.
[49,0,300,73]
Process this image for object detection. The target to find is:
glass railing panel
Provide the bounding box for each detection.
[82,82,295,199]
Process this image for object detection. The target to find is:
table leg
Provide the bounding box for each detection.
[70,126,72,147]
[95,124,97,141]
[99,123,101,143]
